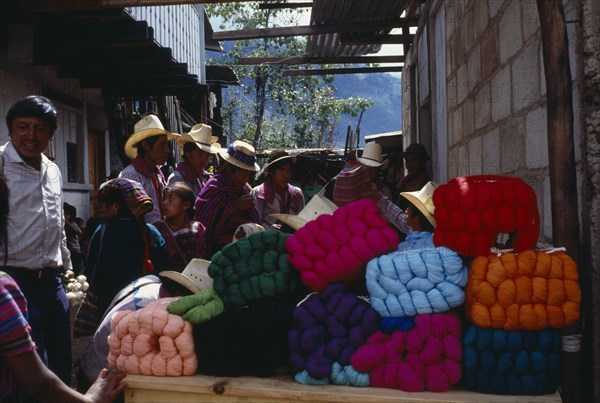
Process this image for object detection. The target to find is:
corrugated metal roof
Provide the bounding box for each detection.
[307,0,409,57]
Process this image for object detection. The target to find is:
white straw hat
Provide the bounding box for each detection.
[159,258,213,294]
[218,140,260,172]
[400,181,439,228]
[270,194,337,230]
[176,123,220,154]
[357,142,389,169]
[124,115,179,160]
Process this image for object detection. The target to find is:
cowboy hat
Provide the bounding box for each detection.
[159,258,214,294]
[232,223,265,243]
[219,140,260,172]
[357,142,389,170]
[124,114,180,160]
[270,193,337,231]
[176,123,220,154]
[255,149,297,179]
[400,181,439,228]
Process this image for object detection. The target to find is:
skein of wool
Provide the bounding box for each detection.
[466,250,581,330]
[107,298,197,376]
[167,287,224,325]
[193,297,296,377]
[462,325,561,395]
[351,312,462,392]
[432,175,540,256]
[286,198,400,291]
[209,230,302,308]
[288,282,380,385]
[367,231,467,317]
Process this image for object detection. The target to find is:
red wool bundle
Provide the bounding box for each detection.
[432,175,540,257]
[465,250,581,330]
[286,198,400,291]
[351,312,462,392]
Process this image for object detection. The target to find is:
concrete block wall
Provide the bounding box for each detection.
[440,0,583,244]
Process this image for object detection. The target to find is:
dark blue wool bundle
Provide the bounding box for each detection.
[379,317,415,333]
[288,282,380,383]
[462,325,561,395]
[193,297,296,377]
[209,230,302,308]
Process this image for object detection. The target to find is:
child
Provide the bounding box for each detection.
[153,183,206,271]
[86,178,167,316]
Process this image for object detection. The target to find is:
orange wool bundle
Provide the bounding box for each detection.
[465,250,581,330]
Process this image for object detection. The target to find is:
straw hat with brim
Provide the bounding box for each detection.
[159,258,214,294]
[357,142,390,170]
[400,181,439,228]
[219,140,260,172]
[176,123,221,154]
[124,114,180,160]
[271,194,338,231]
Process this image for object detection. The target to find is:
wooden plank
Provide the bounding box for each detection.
[123,374,562,403]
[237,55,405,65]
[213,18,419,41]
[282,66,404,76]
[259,2,313,10]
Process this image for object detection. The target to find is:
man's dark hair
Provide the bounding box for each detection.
[136,136,161,157]
[407,204,435,233]
[63,202,77,219]
[6,95,58,136]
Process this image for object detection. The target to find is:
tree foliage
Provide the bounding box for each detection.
[205,1,374,149]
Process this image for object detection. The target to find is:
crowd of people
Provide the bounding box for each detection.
[0,94,433,401]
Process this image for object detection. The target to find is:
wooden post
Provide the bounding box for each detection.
[536,1,583,402]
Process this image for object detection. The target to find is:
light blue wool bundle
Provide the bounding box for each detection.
[295,363,370,387]
[366,232,467,317]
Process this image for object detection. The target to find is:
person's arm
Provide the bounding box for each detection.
[5,351,125,403]
[375,192,411,236]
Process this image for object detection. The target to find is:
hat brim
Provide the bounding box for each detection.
[218,149,260,172]
[159,270,211,294]
[400,192,436,228]
[176,134,221,154]
[270,214,306,231]
[264,155,296,172]
[125,129,180,160]
[357,156,390,170]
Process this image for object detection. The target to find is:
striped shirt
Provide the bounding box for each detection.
[0,271,36,398]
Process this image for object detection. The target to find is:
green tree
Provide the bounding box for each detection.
[206,1,374,149]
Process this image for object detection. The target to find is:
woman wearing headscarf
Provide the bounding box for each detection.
[251,150,304,229]
[194,140,260,256]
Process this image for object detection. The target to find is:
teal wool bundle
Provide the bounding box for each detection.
[209,230,301,308]
[462,325,561,395]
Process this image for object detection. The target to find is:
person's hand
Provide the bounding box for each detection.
[231,195,255,213]
[84,368,126,403]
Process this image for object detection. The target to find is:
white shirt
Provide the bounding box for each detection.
[0,141,72,271]
[119,163,165,224]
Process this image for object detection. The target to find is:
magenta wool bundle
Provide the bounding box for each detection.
[351,312,462,392]
[288,282,381,382]
[286,198,400,291]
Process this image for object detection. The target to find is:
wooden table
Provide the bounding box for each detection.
[124,374,562,403]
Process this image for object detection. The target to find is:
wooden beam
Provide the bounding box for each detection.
[536,1,584,403]
[213,18,419,41]
[57,62,189,79]
[13,0,261,13]
[237,55,405,65]
[282,66,403,76]
[340,34,406,45]
[258,2,312,10]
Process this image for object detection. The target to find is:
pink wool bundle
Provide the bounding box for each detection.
[286,198,399,291]
[107,298,197,376]
[351,312,462,392]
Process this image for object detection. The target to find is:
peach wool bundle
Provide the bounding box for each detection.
[432,175,540,257]
[465,250,581,331]
[286,198,400,291]
[107,298,197,376]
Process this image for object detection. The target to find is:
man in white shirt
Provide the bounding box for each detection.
[0,95,73,384]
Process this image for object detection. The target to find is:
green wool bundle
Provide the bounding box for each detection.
[209,230,301,308]
[167,287,224,324]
